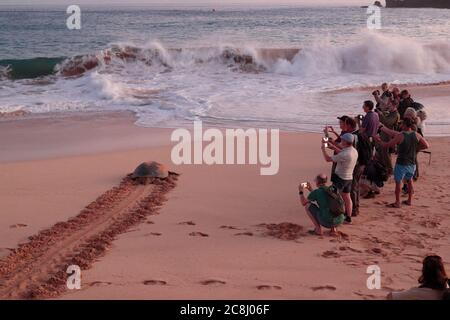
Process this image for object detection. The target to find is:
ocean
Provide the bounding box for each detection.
[1,5,450,135]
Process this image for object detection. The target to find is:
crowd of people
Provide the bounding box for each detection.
[297,83,446,299]
[299,82,430,233]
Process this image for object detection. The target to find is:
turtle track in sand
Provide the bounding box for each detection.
[0,173,178,299]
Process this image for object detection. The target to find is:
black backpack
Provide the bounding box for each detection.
[355,132,372,166]
[324,186,345,217]
[412,102,425,111]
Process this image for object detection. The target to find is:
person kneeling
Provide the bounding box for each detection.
[298,174,345,236]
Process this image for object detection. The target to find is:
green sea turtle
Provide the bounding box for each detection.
[131,161,170,185]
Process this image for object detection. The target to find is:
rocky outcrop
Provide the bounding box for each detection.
[386,0,450,8]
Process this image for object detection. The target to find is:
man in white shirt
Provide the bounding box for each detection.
[321,133,358,224]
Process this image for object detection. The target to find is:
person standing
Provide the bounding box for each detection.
[375,118,429,208]
[326,117,362,217]
[324,115,356,175]
[321,133,358,223]
[398,89,415,119]
[358,100,380,139]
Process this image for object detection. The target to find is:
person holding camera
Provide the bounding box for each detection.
[374,118,429,208]
[320,133,358,224]
[358,100,380,139]
[298,174,344,236]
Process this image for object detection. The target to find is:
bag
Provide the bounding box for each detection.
[324,185,346,217]
[364,159,389,186]
[355,132,372,166]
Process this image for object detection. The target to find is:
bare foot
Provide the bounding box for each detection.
[329,229,338,237]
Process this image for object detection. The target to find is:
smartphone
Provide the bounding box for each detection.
[323,137,329,148]
[301,182,308,188]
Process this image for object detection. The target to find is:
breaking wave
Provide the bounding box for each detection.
[1,33,450,81]
[0,57,65,80]
[1,33,450,136]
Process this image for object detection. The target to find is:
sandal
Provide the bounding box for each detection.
[402,200,412,206]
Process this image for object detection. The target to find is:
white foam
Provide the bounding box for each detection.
[1,33,450,136]
[271,32,450,76]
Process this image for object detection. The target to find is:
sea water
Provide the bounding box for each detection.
[1,5,450,135]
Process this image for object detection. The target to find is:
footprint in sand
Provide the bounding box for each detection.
[311,285,337,291]
[9,223,27,228]
[200,279,226,286]
[89,281,112,287]
[353,291,378,299]
[150,232,162,236]
[369,247,385,255]
[256,285,282,290]
[321,250,341,258]
[143,280,167,286]
[235,232,253,236]
[189,232,209,237]
[339,246,363,253]
[220,225,239,230]
[179,221,196,226]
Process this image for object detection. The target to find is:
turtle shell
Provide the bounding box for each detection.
[131,161,169,179]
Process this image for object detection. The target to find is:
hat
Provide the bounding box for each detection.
[337,115,350,121]
[341,133,355,144]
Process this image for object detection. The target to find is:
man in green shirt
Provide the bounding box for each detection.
[299,173,345,236]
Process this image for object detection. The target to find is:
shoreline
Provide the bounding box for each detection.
[1,110,449,299]
[2,82,450,138]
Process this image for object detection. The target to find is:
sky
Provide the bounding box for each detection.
[0,0,374,7]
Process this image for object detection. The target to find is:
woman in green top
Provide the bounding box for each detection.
[299,174,345,236]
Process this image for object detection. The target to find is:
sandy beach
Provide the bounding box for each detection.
[0,83,449,299]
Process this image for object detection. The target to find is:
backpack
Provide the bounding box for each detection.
[355,132,372,166]
[412,102,425,111]
[324,186,346,217]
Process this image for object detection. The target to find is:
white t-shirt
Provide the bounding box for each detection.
[388,287,445,300]
[331,146,358,180]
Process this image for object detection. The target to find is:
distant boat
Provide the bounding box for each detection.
[386,0,450,8]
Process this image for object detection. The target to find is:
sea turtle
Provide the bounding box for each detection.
[131,161,170,185]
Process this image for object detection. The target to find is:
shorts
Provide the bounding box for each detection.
[331,173,352,193]
[308,204,334,229]
[394,164,416,183]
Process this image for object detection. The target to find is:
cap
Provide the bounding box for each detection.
[337,115,350,121]
[341,133,355,144]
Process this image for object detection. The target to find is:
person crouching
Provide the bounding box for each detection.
[298,174,345,236]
